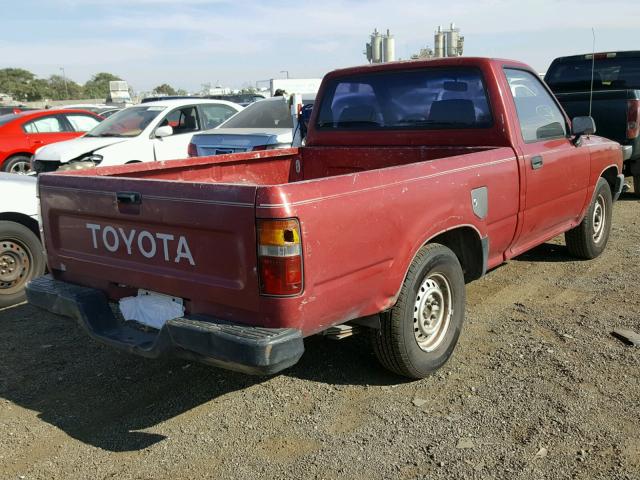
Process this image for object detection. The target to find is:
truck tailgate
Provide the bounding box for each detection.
[555,90,632,143]
[38,173,261,315]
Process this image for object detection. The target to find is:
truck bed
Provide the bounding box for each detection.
[41,144,515,334]
[68,145,499,184]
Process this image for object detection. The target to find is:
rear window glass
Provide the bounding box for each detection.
[316,67,492,130]
[0,114,18,127]
[545,55,640,92]
[221,99,292,129]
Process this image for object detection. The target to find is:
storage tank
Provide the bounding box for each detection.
[434,26,444,58]
[382,29,395,62]
[371,29,383,63]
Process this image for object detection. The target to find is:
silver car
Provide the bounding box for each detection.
[188,96,314,156]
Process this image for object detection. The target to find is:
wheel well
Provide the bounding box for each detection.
[429,227,484,283]
[601,166,618,195]
[0,212,40,239]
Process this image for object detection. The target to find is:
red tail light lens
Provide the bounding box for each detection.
[257,218,303,296]
[627,100,640,139]
[187,142,198,157]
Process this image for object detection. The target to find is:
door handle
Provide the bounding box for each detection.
[531,155,543,170]
[116,191,142,204]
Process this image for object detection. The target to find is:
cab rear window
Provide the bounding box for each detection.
[316,67,492,131]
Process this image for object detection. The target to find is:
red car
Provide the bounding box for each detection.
[0,109,102,174]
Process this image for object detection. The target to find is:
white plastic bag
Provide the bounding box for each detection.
[119,290,184,329]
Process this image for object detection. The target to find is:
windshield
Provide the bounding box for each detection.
[316,67,492,130]
[546,55,640,92]
[85,106,165,137]
[220,99,292,129]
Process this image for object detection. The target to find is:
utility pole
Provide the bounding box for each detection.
[60,67,69,99]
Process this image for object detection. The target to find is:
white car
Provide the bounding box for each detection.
[32,99,243,172]
[0,173,44,307]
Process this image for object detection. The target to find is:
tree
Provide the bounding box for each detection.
[0,68,48,101]
[47,74,83,100]
[83,72,122,100]
[153,83,177,96]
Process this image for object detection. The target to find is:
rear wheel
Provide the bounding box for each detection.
[2,155,32,174]
[371,243,465,379]
[565,178,612,259]
[0,221,46,308]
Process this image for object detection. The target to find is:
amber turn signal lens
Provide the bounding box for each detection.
[257,218,303,296]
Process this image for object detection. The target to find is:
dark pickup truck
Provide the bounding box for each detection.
[27,58,624,379]
[545,51,640,194]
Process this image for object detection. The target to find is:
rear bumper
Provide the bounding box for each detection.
[26,275,304,375]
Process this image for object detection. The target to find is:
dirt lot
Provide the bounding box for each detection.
[1,191,639,480]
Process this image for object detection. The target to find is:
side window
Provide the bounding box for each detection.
[23,116,65,134]
[200,104,237,129]
[65,114,100,132]
[504,68,567,142]
[160,106,199,135]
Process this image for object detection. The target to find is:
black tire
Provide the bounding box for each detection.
[565,178,612,259]
[0,221,46,308]
[2,155,32,174]
[371,243,465,379]
[634,175,640,197]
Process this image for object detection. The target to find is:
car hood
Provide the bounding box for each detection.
[34,136,128,162]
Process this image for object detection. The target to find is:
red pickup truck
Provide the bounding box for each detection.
[27,58,624,378]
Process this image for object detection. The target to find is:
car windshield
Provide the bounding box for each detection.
[220,99,292,129]
[84,106,165,138]
[315,67,493,130]
[545,55,640,92]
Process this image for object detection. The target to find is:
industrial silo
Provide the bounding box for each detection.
[446,23,459,57]
[371,29,383,63]
[382,29,395,62]
[434,26,445,58]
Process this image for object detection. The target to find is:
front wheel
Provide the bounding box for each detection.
[565,178,612,259]
[371,243,465,379]
[0,221,46,308]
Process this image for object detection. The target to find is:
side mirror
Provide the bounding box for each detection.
[155,125,173,138]
[571,116,596,146]
[572,116,596,136]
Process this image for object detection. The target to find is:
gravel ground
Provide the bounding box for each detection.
[1,192,639,480]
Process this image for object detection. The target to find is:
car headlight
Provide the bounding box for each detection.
[84,154,103,164]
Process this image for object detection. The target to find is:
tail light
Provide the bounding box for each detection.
[187,142,198,157]
[627,99,640,139]
[257,218,303,296]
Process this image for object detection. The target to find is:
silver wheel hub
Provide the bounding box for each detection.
[10,160,31,175]
[413,273,452,352]
[592,194,605,243]
[0,240,30,293]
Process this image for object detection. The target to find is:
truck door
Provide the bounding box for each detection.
[152,105,200,161]
[504,68,590,251]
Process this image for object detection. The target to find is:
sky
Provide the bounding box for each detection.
[2,0,639,92]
